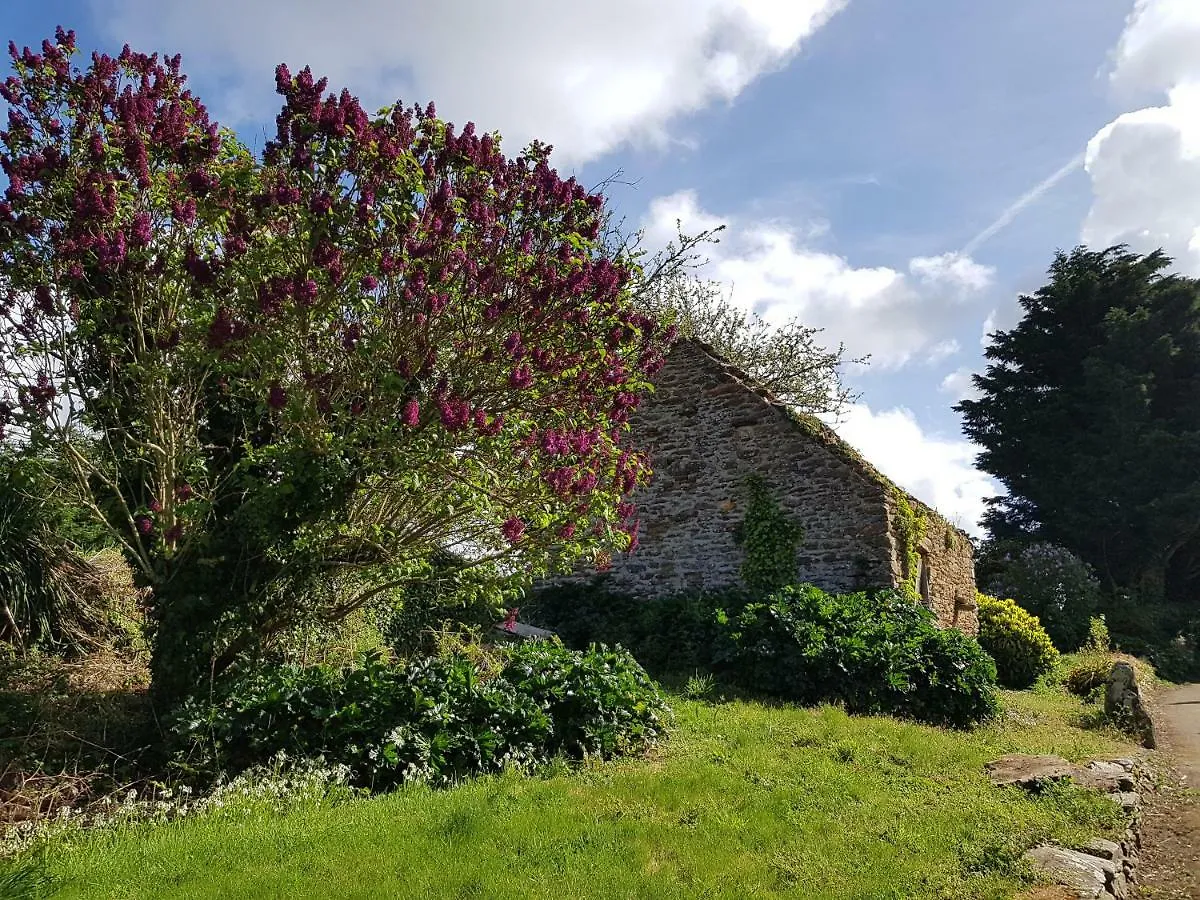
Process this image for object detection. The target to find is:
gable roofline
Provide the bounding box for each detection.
[670,337,973,546]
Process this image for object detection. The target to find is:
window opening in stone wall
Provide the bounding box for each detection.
[916,549,932,607]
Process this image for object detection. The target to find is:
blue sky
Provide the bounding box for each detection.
[4,0,1198,533]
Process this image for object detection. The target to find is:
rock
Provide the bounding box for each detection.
[985,754,1077,788]
[1024,846,1115,899]
[1104,663,1156,748]
[1106,791,1142,813]
[1075,771,1122,793]
[985,755,1150,797]
[1071,761,1126,793]
[1079,838,1122,862]
[1109,758,1135,771]
[1086,761,1126,779]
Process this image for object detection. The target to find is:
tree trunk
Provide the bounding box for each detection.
[147,589,226,710]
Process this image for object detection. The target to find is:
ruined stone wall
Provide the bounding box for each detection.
[885,495,979,635]
[596,341,897,599]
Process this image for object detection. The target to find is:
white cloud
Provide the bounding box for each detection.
[909,253,996,292]
[924,339,961,365]
[1108,0,1200,98]
[830,404,997,536]
[644,191,996,368]
[1082,0,1200,274]
[89,0,846,166]
[939,366,981,403]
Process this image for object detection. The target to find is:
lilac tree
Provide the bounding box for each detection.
[0,32,670,701]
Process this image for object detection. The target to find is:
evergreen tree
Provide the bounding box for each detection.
[957,246,1200,609]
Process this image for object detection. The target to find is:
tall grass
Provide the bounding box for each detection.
[0,460,126,656]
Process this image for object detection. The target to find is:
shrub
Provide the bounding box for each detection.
[1084,615,1111,652]
[502,641,670,758]
[522,582,736,677]
[170,642,668,789]
[376,552,526,659]
[976,594,1059,688]
[712,585,999,728]
[1141,630,1198,684]
[983,543,1101,652]
[0,457,125,654]
[1,33,671,706]
[1063,654,1111,698]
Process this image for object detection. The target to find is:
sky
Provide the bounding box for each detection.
[3,0,1198,536]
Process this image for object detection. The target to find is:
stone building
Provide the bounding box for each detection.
[596,339,979,634]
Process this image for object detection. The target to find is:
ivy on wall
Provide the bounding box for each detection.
[735,474,804,596]
[892,488,928,602]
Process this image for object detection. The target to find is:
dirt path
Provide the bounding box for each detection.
[1137,683,1200,898]
[1159,684,1200,783]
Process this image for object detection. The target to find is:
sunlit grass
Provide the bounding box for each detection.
[26,688,1136,900]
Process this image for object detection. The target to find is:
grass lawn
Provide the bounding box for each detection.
[15,682,1138,900]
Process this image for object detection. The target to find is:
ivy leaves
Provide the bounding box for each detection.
[735,474,803,597]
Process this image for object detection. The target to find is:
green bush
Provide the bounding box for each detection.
[1100,593,1199,682]
[1063,653,1111,698]
[170,642,669,789]
[376,551,526,659]
[1146,631,1199,683]
[711,585,999,728]
[502,641,671,758]
[976,594,1059,688]
[522,582,736,677]
[982,542,1100,652]
[1083,615,1111,652]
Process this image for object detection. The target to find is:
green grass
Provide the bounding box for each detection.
[17,688,1135,900]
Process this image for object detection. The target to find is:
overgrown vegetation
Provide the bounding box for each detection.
[523,582,729,678]
[0,457,126,654]
[734,474,804,596]
[0,33,669,706]
[976,593,1059,688]
[528,582,999,728]
[958,246,1200,676]
[979,541,1100,652]
[713,585,999,728]
[891,490,928,602]
[169,642,669,790]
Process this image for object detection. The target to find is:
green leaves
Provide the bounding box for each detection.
[1,33,671,703]
[891,490,928,602]
[957,246,1200,613]
[170,641,669,789]
[735,474,803,597]
[975,593,1059,688]
[713,584,999,728]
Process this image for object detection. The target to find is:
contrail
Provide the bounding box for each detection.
[961,151,1086,256]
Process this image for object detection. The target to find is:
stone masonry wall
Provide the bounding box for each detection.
[596,341,897,600]
[885,497,979,634]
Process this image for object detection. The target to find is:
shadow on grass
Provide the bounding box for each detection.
[0,651,161,832]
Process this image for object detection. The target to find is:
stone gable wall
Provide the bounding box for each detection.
[598,341,897,598]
